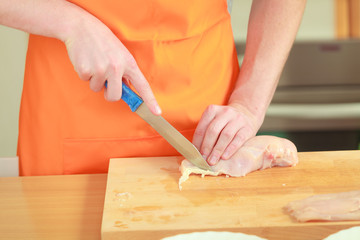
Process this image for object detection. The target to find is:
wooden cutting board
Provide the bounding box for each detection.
[101,151,360,240]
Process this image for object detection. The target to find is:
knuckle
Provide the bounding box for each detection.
[194,129,205,137]
[234,133,246,144]
[213,142,225,152]
[227,142,237,150]
[225,142,238,155]
[95,64,107,76]
[108,59,121,74]
[208,125,219,137]
[211,148,222,157]
[126,55,138,70]
[223,106,233,115]
[232,116,245,126]
[221,129,233,140]
[235,114,245,121]
[206,104,217,113]
[77,65,91,80]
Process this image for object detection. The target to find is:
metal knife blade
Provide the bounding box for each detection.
[117,83,212,171]
[135,102,212,170]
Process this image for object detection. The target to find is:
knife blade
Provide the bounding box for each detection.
[107,82,212,171]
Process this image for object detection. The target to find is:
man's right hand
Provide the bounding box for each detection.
[63,9,161,115]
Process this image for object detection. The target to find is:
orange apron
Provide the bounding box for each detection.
[18,0,239,176]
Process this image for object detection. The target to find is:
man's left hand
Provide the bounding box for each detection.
[192,103,261,166]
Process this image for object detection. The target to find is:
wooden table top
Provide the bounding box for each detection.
[0,174,107,240]
[1,150,360,240]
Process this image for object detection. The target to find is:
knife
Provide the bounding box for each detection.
[105,82,212,171]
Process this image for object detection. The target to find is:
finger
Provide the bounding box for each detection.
[222,130,249,160]
[76,63,92,81]
[201,115,229,164]
[124,61,161,115]
[192,105,218,151]
[207,121,242,165]
[89,75,106,92]
[104,74,123,102]
[89,61,109,92]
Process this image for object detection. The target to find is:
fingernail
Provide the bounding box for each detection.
[208,155,218,165]
[201,148,210,156]
[154,105,162,115]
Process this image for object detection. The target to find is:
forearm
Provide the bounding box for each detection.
[229,0,306,125]
[0,0,161,113]
[0,0,91,42]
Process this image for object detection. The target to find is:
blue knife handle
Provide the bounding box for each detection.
[104,81,143,112]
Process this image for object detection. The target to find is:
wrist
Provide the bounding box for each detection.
[229,81,269,120]
[228,61,278,127]
[227,100,265,130]
[55,3,89,43]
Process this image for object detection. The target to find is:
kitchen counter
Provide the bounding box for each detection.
[0,174,107,239]
[1,151,360,240]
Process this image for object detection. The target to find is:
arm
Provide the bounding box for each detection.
[193,0,306,165]
[0,0,161,115]
[230,0,306,123]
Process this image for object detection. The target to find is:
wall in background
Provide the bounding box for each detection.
[231,0,335,42]
[0,0,336,157]
[0,26,28,157]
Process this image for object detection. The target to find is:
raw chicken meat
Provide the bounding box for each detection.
[285,190,360,222]
[179,135,298,189]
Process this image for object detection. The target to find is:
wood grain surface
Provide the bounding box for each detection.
[0,174,107,240]
[102,151,360,240]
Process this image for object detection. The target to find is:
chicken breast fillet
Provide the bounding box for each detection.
[285,190,360,222]
[179,135,298,189]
